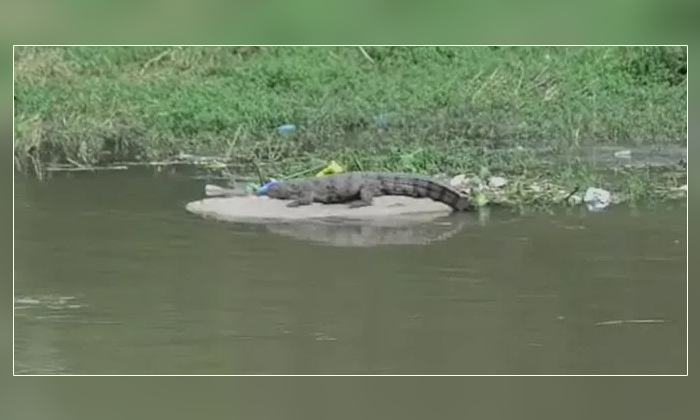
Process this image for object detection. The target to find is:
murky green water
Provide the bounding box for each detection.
[14,170,687,374]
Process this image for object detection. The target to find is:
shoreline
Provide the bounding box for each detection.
[13,46,687,208]
[14,153,687,211]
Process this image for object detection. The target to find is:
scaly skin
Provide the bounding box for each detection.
[263,172,474,211]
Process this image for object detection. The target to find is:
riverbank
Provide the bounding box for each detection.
[13,46,687,206]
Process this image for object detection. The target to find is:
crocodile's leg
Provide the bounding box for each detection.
[287,190,315,207]
[348,183,379,208]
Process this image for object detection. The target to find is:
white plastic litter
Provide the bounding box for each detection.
[614,149,632,159]
[449,174,466,187]
[467,176,486,192]
[567,194,583,205]
[583,187,612,211]
[276,124,296,134]
[488,176,507,188]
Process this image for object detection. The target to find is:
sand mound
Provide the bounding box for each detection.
[185,195,454,224]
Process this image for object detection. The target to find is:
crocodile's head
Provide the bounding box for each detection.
[263,181,297,199]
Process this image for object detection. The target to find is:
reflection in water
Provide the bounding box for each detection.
[14,171,687,374]
[264,215,469,247]
[262,209,521,247]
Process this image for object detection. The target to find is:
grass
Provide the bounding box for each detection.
[13,46,687,207]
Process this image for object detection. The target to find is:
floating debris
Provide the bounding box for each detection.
[14,295,84,310]
[583,187,612,211]
[668,183,687,199]
[596,319,668,326]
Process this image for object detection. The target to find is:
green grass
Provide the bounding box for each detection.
[13,46,687,206]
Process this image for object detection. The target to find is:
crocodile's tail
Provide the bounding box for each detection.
[204,184,249,197]
[373,173,474,212]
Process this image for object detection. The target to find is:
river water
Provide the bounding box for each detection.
[13,170,687,374]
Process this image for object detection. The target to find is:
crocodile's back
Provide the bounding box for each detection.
[266,171,473,211]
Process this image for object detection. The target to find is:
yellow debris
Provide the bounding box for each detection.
[316,160,344,177]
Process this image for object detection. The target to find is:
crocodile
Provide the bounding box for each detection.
[259,172,474,212]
